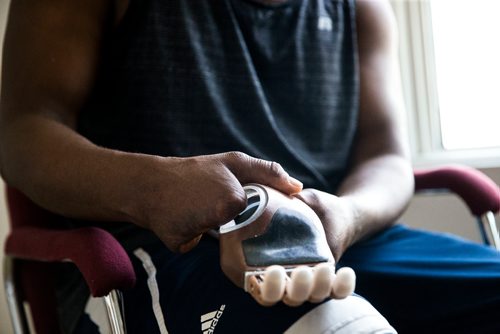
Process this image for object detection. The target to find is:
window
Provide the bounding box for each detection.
[430,0,500,150]
[391,0,500,167]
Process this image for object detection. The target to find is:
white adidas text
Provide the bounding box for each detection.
[201,304,226,334]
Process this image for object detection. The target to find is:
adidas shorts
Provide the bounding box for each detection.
[75,236,395,333]
[75,225,500,333]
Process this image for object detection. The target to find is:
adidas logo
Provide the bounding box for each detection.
[318,16,332,31]
[200,305,226,334]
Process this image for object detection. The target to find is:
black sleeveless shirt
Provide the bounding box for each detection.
[78,0,359,192]
[61,0,359,332]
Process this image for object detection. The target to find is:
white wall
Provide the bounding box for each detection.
[402,168,500,243]
[0,183,13,334]
[1,0,14,331]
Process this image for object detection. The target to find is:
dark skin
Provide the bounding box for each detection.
[0,0,413,259]
[299,0,414,259]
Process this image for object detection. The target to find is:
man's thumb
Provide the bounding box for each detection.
[222,152,303,195]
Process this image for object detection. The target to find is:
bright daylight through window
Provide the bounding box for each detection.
[430,0,500,150]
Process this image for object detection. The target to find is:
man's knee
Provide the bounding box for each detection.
[285,296,397,334]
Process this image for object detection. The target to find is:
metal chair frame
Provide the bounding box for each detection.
[478,211,500,251]
[3,254,127,334]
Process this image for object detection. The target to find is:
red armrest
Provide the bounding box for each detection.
[5,226,136,297]
[414,165,500,216]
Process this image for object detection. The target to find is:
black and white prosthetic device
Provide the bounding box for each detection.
[218,184,356,307]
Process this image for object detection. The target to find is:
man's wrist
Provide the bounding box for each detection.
[103,152,172,227]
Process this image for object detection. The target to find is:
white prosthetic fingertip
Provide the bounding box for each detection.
[261,265,287,304]
[310,263,335,302]
[331,267,356,299]
[286,266,314,304]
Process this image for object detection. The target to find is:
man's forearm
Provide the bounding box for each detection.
[0,113,303,251]
[0,113,151,223]
[337,153,414,245]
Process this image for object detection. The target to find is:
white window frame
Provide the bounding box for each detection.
[390,0,500,168]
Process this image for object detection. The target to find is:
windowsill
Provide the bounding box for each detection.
[412,148,500,169]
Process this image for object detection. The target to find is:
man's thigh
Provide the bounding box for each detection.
[339,224,500,333]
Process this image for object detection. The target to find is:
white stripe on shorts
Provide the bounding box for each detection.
[134,248,169,334]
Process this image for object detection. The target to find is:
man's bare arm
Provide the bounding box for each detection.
[0,0,302,252]
[339,0,414,238]
[0,0,120,218]
[298,0,414,260]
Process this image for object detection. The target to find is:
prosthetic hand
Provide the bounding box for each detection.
[219,184,356,307]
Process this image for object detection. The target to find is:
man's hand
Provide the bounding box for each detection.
[295,189,356,261]
[133,152,303,253]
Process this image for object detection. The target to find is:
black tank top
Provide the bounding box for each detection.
[61,1,359,332]
[78,0,359,192]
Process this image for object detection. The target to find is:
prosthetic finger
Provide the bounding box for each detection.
[261,265,287,304]
[309,262,335,303]
[283,266,314,306]
[246,275,267,306]
[331,267,356,299]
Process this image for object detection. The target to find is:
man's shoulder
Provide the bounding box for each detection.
[355,0,398,52]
